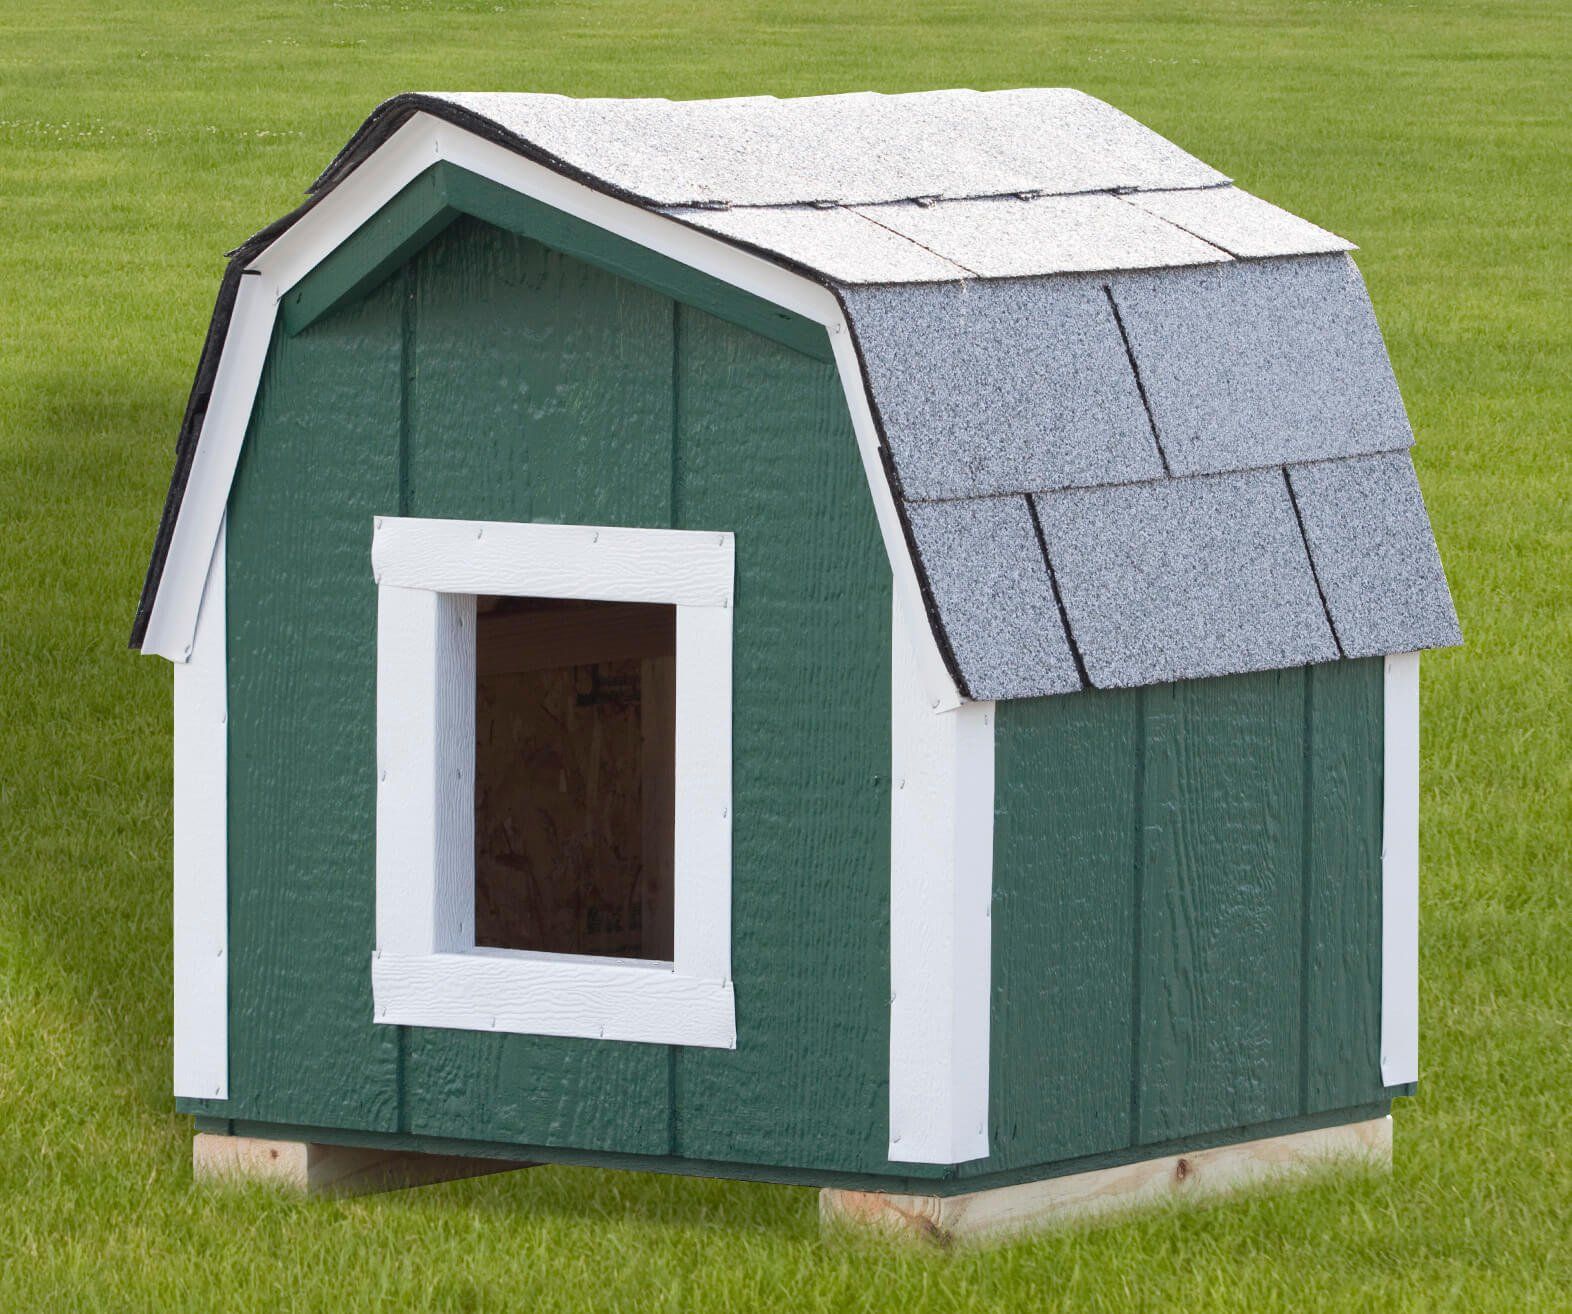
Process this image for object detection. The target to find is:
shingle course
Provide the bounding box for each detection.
[1287,453,1462,658]
[1030,470,1340,689]
[843,277,1164,501]
[1120,186,1354,259]
[428,88,1228,207]
[905,497,1083,699]
[1108,254,1413,477]
[849,193,1228,280]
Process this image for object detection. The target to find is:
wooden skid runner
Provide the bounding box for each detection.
[821,1117,1392,1246]
[193,1133,530,1197]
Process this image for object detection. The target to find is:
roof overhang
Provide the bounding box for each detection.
[136,90,1459,699]
[134,109,966,709]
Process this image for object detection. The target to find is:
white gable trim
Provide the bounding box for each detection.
[139,112,961,712]
[172,517,228,1098]
[887,595,995,1165]
[1381,651,1420,1086]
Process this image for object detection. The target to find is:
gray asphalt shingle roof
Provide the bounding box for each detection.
[137,88,1461,696]
[406,88,1230,207]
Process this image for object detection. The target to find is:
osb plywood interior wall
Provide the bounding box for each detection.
[474,595,675,960]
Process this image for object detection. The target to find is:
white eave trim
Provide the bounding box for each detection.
[138,112,961,710]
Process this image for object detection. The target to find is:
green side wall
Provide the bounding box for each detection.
[969,660,1394,1180]
[192,181,1396,1188]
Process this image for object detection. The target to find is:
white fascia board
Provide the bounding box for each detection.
[140,112,961,709]
[140,275,277,661]
[1381,651,1420,1086]
[887,595,995,1165]
[172,518,228,1098]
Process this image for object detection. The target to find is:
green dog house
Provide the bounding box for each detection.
[133,89,1460,1235]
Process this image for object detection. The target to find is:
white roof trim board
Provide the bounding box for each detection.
[134,88,1460,699]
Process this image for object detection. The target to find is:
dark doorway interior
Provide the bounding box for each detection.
[473,595,675,960]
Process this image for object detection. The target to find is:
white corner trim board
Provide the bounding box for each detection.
[887,596,995,1165]
[1381,651,1420,1087]
[140,111,962,711]
[372,515,736,1048]
[172,517,228,1099]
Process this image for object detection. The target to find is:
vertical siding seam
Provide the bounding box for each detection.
[395,261,416,1132]
[667,1047,680,1156]
[1129,685,1146,1146]
[398,264,416,518]
[1299,665,1316,1115]
[670,300,682,529]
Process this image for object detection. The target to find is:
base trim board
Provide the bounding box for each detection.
[822,1116,1391,1246]
[193,1133,528,1197]
[186,1100,1392,1197]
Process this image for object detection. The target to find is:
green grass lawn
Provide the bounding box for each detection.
[1,1,1567,1308]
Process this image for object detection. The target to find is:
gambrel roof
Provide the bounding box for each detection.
[134,89,1460,698]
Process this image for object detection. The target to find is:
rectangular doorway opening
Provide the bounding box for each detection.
[473,595,676,961]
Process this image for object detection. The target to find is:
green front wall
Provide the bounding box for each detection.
[195,182,1395,1188]
[214,214,898,1177]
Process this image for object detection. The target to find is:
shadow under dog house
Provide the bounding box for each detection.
[132,88,1461,1232]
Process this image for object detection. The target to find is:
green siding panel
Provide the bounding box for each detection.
[225,281,404,1130]
[405,217,675,528]
[1138,669,1307,1143]
[1305,658,1389,1110]
[668,306,894,1175]
[444,167,834,363]
[282,162,832,362]
[978,686,1140,1173]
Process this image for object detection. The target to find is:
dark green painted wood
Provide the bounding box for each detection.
[406,217,674,529]
[398,218,675,1155]
[1138,669,1307,1143]
[444,168,833,362]
[1304,658,1390,1109]
[283,161,832,362]
[969,686,1141,1175]
[666,305,894,1175]
[224,280,404,1130]
[967,660,1386,1180]
[192,1099,1392,1197]
[281,167,458,337]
